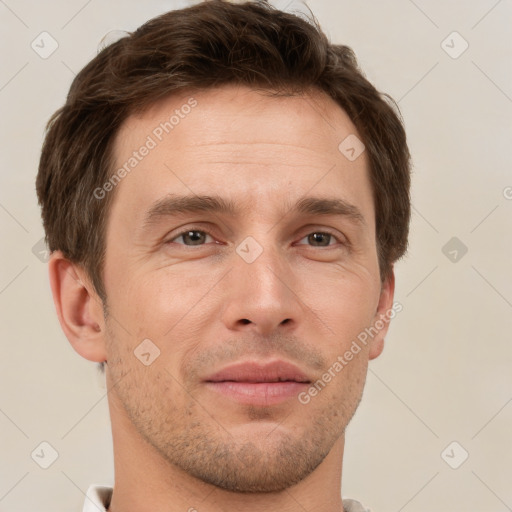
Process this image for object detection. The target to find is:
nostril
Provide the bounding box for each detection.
[241,319,251,325]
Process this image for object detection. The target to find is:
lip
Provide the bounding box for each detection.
[203,360,311,406]
[204,360,311,384]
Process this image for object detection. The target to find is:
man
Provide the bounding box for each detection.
[36,1,410,510]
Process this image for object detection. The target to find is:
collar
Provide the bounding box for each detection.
[83,484,112,512]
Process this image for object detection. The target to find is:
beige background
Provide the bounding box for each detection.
[1,0,511,510]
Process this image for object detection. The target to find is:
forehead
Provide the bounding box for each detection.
[108,84,373,230]
[114,84,362,165]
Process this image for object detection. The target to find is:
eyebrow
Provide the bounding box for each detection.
[141,194,366,230]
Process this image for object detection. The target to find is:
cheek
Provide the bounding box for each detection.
[113,267,190,324]
[107,246,380,362]
[111,267,217,368]
[305,268,379,342]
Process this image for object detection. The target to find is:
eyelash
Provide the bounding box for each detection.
[166,227,347,248]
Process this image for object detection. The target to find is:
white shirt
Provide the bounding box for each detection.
[83,484,372,511]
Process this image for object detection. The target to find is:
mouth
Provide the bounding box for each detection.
[203,360,312,406]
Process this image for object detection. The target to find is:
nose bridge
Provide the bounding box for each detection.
[221,231,301,333]
[237,231,289,291]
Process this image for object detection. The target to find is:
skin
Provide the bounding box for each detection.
[49,84,395,512]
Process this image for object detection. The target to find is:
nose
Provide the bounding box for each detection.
[220,239,303,337]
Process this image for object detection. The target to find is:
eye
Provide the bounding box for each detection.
[168,229,215,246]
[166,228,345,248]
[296,231,343,247]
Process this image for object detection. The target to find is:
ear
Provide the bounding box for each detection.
[48,250,107,363]
[368,267,396,361]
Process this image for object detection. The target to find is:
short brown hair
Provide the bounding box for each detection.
[36,0,410,308]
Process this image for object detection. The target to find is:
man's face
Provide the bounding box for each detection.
[101,84,391,492]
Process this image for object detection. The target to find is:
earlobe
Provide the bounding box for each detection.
[368,268,396,361]
[48,251,107,363]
